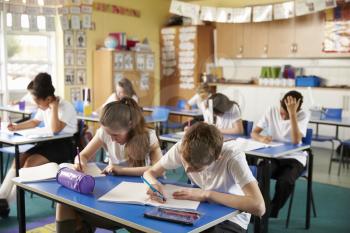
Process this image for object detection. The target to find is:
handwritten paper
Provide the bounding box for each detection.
[253,5,273,22]
[274,1,294,20]
[232,7,252,23]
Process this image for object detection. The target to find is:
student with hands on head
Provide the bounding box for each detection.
[144,122,265,233]
[251,90,310,218]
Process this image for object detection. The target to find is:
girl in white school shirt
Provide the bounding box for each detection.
[102,78,138,107]
[55,98,162,233]
[209,93,244,134]
[185,83,212,123]
[0,73,77,217]
[251,90,310,218]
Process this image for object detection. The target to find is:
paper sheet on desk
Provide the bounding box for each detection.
[227,138,283,152]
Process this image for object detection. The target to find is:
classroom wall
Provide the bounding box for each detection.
[62,0,171,105]
[186,0,284,7]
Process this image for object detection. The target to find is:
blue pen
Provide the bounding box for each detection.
[141,176,166,202]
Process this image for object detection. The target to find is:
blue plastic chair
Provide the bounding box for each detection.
[338,139,350,176]
[286,128,317,228]
[176,99,187,109]
[149,107,170,135]
[243,120,254,136]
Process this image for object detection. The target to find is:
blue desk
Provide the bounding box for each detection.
[0,105,37,119]
[309,116,350,140]
[78,113,167,125]
[13,175,238,233]
[159,132,238,143]
[143,106,202,118]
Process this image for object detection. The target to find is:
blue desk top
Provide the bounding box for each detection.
[159,133,310,159]
[14,176,236,233]
[309,116,350,127]
[143,106,202,117]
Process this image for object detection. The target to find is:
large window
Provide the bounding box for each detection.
[0,9,56,102]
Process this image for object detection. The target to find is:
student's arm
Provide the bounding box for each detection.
[173,181,265,216]
[219,119,244,135]
[285,96,303,144]
[251,127,272,144]
[143,160,167,202]
[74,134,104,171]
[106,143,163,176]
[50,98,66,134]
[8,119,40,131]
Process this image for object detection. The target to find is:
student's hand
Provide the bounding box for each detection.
[101,164,122,175]
[284,96,301,115]
[7,123,17,131]
[173,188,209,202]
[146,183,166,203]
[184,126,189,132]
[74,155,87,172]
[261,136,272,144]
[49,97,59,109]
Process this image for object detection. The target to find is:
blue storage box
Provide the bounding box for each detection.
[295,76,321,87]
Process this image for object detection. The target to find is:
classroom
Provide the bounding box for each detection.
[0,0,350,233]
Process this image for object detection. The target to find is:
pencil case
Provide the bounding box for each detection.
[56,167,95,194]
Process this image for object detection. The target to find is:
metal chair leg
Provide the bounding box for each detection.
[328,141,334,174]
[311,190,317,217]
[338,145,344,176]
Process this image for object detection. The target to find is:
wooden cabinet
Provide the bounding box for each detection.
[93,50,155,109]
[217,23,244,58]
[216,12,350,58]
[268,19,296,58]
[160,26,214,106]
[243,22,270,58]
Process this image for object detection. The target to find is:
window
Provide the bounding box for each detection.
[0,8,57,103]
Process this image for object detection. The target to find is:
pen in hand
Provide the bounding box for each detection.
[141,176,166,202]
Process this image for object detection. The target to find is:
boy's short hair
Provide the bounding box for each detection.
[281,90,303,112]
[181,122,223,169]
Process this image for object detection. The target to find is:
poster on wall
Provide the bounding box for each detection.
[274,1,294,20]
[324,21,350,52]
[253,5,273,22]
[136,53,145,70]
[114,53,124,70]
[140,73,150,90]
[76,50,86,66]
[169,0,200,19]
[123,53,133,70]
[200,6,217,22]
[71,15,81,30]
[295,0,315,16]
[76,31,86,48]
[65,69,75,85]
[70,87,81,102]
[76,69,87,85]
[146,54,155,71]
[64,31,74,48]
[216,8,233,23]
[46,16,56,32]
[232,7,252,23]
[64,50,74,66]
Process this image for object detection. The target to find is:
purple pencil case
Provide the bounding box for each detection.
[56,167,95,194]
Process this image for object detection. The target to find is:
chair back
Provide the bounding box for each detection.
[152,107,170,122]
[242,120,254,136]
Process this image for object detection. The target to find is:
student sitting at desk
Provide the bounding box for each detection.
[144,122,265,233]
[251,90,310,218]
[99,78,138,109]
[0,73,77,216]
[209,93,244,135]
[185,83,212,123]
[55,97,162,233]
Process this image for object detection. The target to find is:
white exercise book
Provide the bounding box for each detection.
[18,162,104,182]
[228,138,283,152]
[98,182,200,210]
[0,125,53,139]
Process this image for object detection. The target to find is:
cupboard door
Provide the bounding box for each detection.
[243,22,270,58]
[216,23,244,58]
[268,19,296,58]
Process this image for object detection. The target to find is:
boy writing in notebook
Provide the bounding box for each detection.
[251,90,310,218]
[144,122,265,233]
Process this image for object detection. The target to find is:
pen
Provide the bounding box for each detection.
[141,176,166,202]
[76,147,82,171]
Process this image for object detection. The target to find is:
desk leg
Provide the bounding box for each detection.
[306,149,313,229]
[15,145,26,233]
[255,159,270,233]
[0,142,3,182]
[315,123,319,137]
[335,126,339,140]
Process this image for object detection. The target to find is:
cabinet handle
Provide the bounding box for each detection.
[263,44,268,54]
[239,45,244,54]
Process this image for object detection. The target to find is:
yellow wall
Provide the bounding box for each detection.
[186,0,288,7]
[64,0,171,105]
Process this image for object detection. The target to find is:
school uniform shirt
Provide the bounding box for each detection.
[97,128,158,165]
[34,98,77,134]
[215,104,241,130]
[20,93,36,107]
[256,106,310,166]
[103,93,138,106]
[160,141,256,230]
[188,94,211,122]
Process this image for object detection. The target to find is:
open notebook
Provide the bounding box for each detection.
[233,138,283,152]
[1,125,54,139]
[98,182,200,210]
[18,162,104,182]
